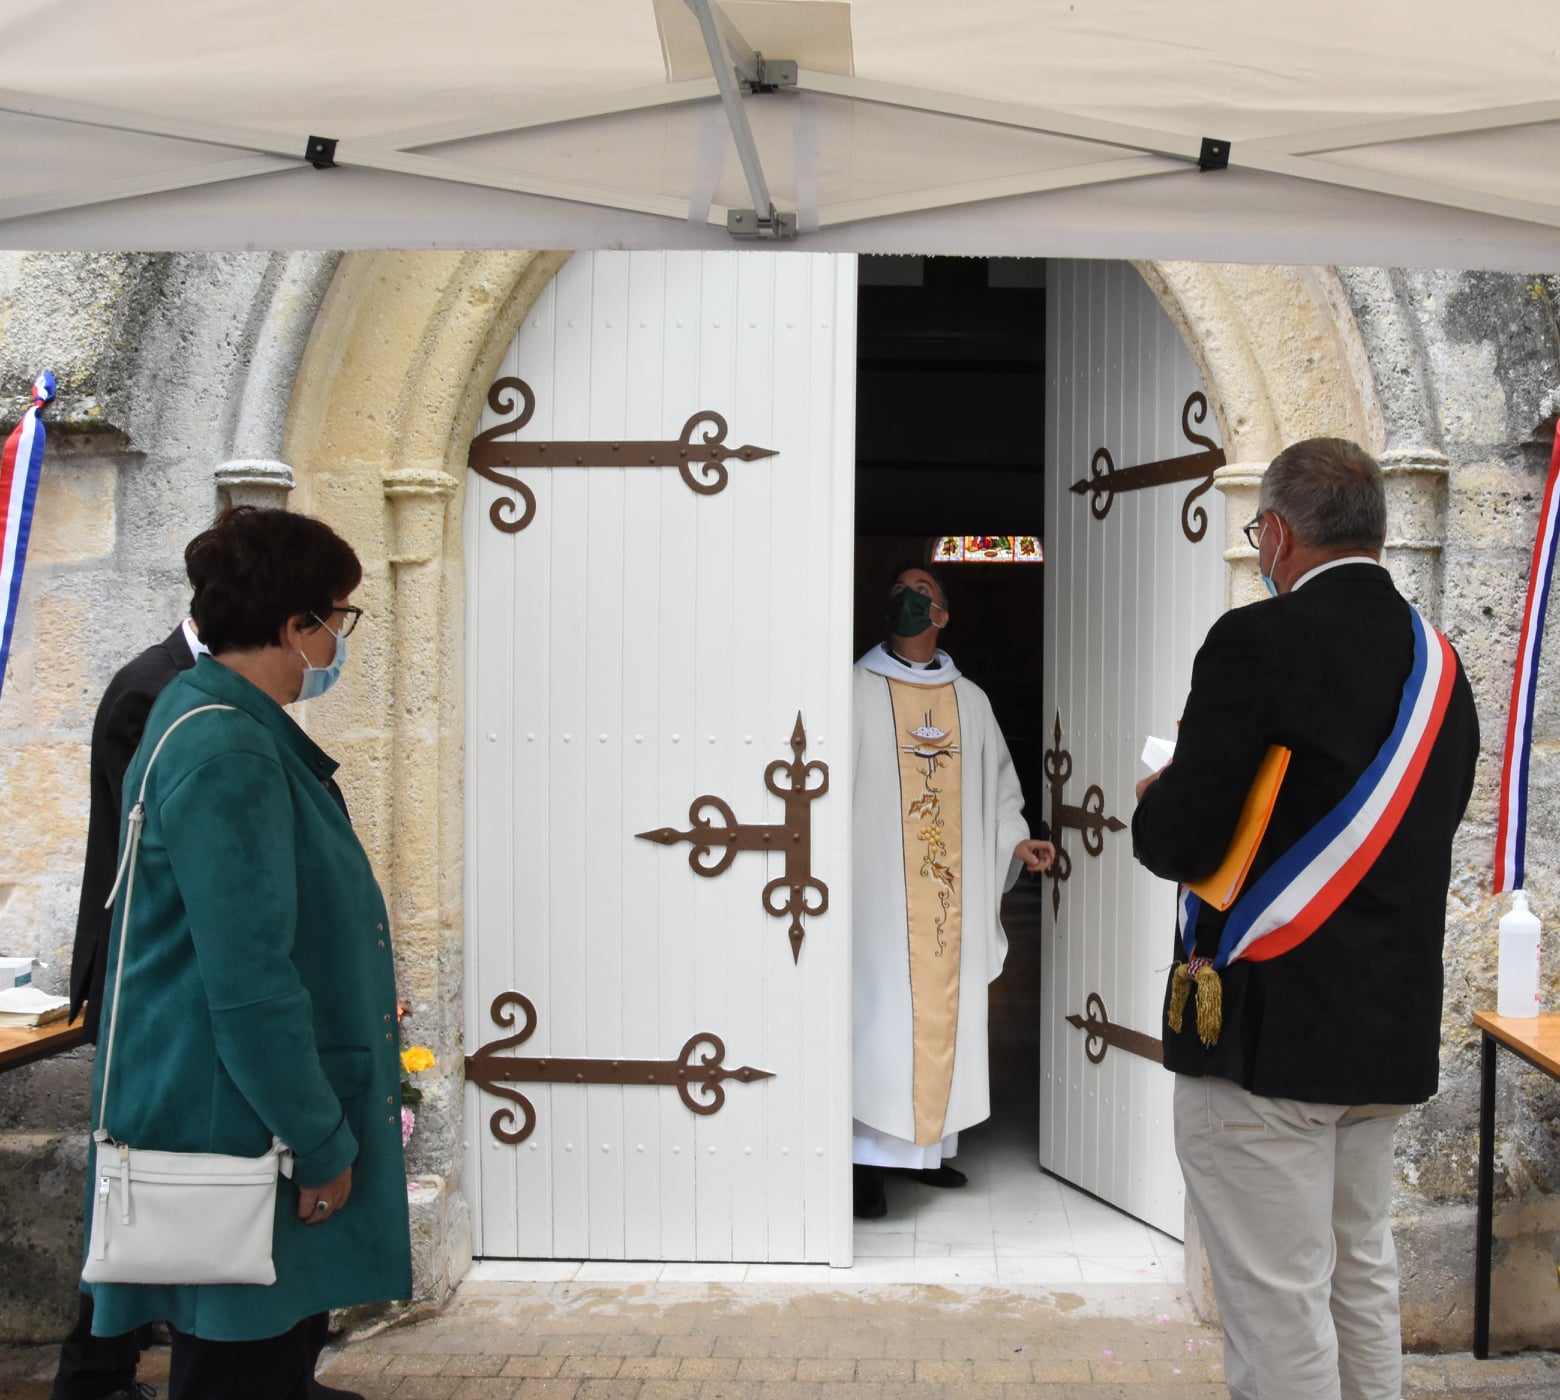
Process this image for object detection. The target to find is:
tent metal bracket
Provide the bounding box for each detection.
[304,136,338,170]
[1198,137,1230,172]
[742,56,798,95]
[727,206,797,239]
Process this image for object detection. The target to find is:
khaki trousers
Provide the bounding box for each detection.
[1174,1075,1409,1400]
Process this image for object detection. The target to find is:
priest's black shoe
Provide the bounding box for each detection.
[896,1164,967,1188]
[853,1164,887,1219]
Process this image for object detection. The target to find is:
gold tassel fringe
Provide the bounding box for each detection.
[1167,961,1223,1048]
[1193,963,1222,1048]
[1168,963,1192,1034]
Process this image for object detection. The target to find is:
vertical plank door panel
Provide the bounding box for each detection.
[465,251,855,1262]
[1040,259,1224,1240]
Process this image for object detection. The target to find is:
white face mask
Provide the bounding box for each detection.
[297,616,348,701]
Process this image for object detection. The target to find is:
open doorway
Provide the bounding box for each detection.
[851,255,1180,1284]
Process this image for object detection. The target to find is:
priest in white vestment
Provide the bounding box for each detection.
[852,564,1054,1218]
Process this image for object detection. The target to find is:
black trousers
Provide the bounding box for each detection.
[168,1312,329,1400]
[50,1292,140,1400]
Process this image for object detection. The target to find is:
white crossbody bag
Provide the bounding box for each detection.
[82,703,295,1287]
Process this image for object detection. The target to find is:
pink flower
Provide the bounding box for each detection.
[401,1106,416,1146]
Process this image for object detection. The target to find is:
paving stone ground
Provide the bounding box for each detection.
[1,1282,1556,1399]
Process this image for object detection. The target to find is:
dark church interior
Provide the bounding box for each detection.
[852,254,1049,1147]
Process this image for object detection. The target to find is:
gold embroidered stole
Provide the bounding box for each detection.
[888,678,963,1145]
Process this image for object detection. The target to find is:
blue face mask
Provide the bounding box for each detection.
[1259,516,1283,597]
[297,616,347,701]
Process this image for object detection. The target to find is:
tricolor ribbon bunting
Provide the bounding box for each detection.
[1495,419,1560,894]
[1180,605,1456,968]
[0,371,56,700]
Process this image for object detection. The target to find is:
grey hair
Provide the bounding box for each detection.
[1258,438,1386,549]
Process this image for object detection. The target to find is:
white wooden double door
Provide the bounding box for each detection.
[462,250,1222,1261]
[1039,260,1227,1239]
[462,251,856,1263]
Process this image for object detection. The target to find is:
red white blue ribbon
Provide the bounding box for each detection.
[1494,421,1560,894]
[1180,605,1457,969]
[0,371,55,699]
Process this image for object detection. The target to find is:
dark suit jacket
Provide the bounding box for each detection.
[1131,563,1479,1105]
[69,624,196,1038]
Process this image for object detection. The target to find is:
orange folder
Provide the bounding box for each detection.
[1185,744,1291,911]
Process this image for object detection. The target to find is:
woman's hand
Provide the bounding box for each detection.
[297,1165,353,1224]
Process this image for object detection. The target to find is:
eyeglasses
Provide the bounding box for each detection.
[318,605,364,638]
[1242,514,1265,551]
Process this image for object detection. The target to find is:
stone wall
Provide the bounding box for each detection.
[1354,269,1560,1351]
[0,250,338,1339]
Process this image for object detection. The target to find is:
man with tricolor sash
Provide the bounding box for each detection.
[1133,439,1479,1400]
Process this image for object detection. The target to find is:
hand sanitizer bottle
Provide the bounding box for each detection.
[1497,890,1541,1019]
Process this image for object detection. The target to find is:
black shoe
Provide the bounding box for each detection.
[898,1164,967,1188]
[311,1382,365,1400]
[103,1385,158,1400]
[853,1164,887,1219]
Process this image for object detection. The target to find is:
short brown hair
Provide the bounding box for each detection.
[185,506,363,654]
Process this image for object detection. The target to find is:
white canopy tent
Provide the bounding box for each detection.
[1,0,1557,267]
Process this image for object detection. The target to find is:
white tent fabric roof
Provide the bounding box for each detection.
[1,0,1557,267]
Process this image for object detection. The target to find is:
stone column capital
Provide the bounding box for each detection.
[1212,459,1269,493]
[213,458,295,511]
[1378,447,1451,477]
[383,467,459,565]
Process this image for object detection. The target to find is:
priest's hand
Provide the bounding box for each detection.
[1014,838,1055,873]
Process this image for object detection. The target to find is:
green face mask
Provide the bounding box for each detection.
[885,587,937,638]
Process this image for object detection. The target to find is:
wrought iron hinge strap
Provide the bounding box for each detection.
[1069,391,1226,543]
[464,991,773,1145]
[468,377,777,534]
[638,712,828,961]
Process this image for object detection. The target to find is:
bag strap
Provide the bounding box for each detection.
[95,704,235,1138]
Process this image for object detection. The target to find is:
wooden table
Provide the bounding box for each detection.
[0,1015,88,1073]
[1471,1010,1560,1359]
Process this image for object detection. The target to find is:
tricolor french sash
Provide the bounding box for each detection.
[1493,420,1560,894]
[1174,606,1456,1005]
[0,371,55,700]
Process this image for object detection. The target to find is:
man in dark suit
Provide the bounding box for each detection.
[1132,439,1479,1400]
[55,622,198,1400]
[68,624,199,1040]
[52,621,198,1399]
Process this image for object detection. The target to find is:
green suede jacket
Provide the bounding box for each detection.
[86,656,411,1341]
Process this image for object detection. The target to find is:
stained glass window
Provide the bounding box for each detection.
[932,535,1043,564]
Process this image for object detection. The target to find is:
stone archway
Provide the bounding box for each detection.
[277,248,1390,1308]
[279,249,567,1303]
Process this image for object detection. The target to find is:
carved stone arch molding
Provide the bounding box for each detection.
[1134,262,1445,620]
[279,250,569,1302]
[275,250,1398,1309]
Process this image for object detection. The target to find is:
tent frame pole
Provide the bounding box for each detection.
[683,0,797,239]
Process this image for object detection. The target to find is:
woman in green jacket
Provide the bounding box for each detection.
[85,506,411,1399]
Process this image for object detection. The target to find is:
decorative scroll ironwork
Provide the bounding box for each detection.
[464,991,774,1145]
[637,712,828,962]
[1043,711,1127,917]
[1069,391,1226,543]
[467,376,779,533]
[1066,991,1164,1065]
